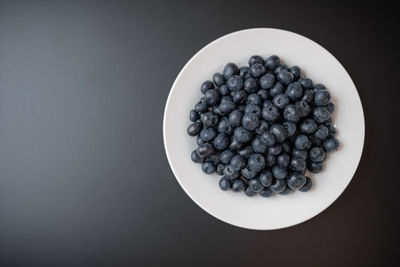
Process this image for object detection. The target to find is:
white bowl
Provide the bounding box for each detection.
[163,28,364,230]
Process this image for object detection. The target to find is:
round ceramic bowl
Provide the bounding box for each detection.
[163,28,364,230]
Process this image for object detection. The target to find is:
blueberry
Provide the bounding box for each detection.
[248,55,264,66]
[219,85,230,96]
[302,89,314,103]
[314,90,331,106]
[323,117,334,126]
[299,177,312,192]
[269,124,287,142]
[260,73,276,89]
[187,122,202,136]
[277,69,294,85]
[223,63,239,79]
[230,155,246,171]
[324,117,333,127]
[196,135,205,145]
[201,111,219,127]
[195,101,208,113]
[308,162,323,173]
[239,66,251,79]
[294,134,311,150]
[323,137,339,152]
[221,95,233,102]
[313,83,326,91]
[191,150,204,163]
[309,147,326,162]
[234,127,252,143]
[265,154,277,167]
[289,66,301,80]
[213,73,225,87]
[223,165,239,179]
[264,55,280,70]
[274,64,288,74]
[298,78,313,89]
[232,178,245,192]
[270,179,286,193]
[227,75,243,92]
[197,143,214,157]
[217,117,233,135]
[202,162,215,174]
[313,106,330,123]
[255,120,269,134]
[204,89,221,106]
[243,77,258,93]
[247,153,265,172]
[259,131,276,146]
[263,100,273,108]
[228,110,243,127]
[204,153,219,163]
[219,99,236,115]
[300,119,318,134]
[189,109,200,122]
[277,153,290,167]
[281,141,292,154]
[251,138,267,153]
[229,136,244,151]
[285,82,303,101]
[290,157,306,172]
[241,166,257,179]
[259,187,275,197]
[262,105,280,122]
[272,165,288,179]
[232,90,247,104]
[200,128,216,142]
[220,149,234,164]
[282,121,297,137]
[244,187,257,197]
[259,170,273,186]
[283,104,301,122]
[201,80,214,94]
[238,145,254,158]
[272,93,290,109]
[292,149,308,160]
[279,186,292,195]
[213,133,230,150]
[329,125,337,136]
[268,144,282,156]
[244,104,261,117]
[270,82,284,97]
[296,100,311,117]
[287,172,306,190]
[258,89,270,100]
[216,163,225,175]
[238,105,245,112]
[199,95,208,104]
[325,102,335,113]
[310,136,322,146]
[250,63,266,78]
[206,152,221,165]
[246,93,262,106]
[242,113,260,131]
[212,105,222,116]
[314,125,329,139]
[219,176,232,191]
[248,178,264,193]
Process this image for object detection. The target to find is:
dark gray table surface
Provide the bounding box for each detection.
[0,1,398,266]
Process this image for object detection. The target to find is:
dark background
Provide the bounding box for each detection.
[0,1,398,266]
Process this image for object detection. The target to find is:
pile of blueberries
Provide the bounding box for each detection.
[187,55,339,197]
